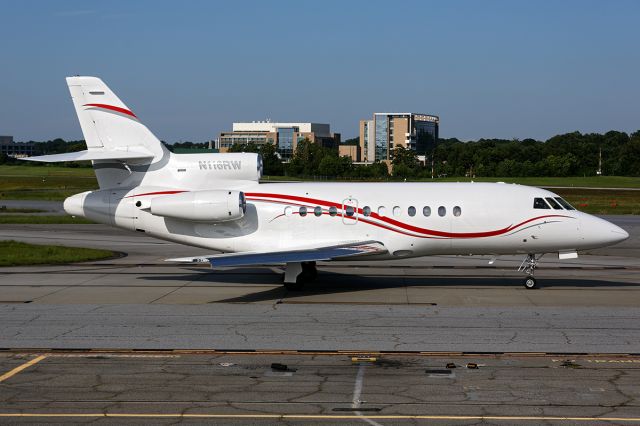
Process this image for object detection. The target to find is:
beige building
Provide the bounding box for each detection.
[338,144,361,162]
[218,121,340,160]
[359,113,439,163]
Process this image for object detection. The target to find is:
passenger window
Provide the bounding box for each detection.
[423,206,431,217]
[362,206,371,217]
[408,206,416,217]
[329,206,338,217]
[533,198,550,209]
[438,206,446,217]
[299,206,307,217]
[378,206,386,216]
[314,206,322,217]
[453,206,461,217]
[393,206,401,216]
[284,206,293,216]
[555,197,575,210]
[345,205,355,217]
[545,197,563,210]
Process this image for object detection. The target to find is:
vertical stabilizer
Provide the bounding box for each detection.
[66,76,165,159]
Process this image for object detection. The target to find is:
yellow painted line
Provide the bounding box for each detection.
[0,414,639,422]
[352,357,377,362]
[0,355,46,383]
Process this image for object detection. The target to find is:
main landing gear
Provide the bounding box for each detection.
[283,261,317,291]
[518,253,542,289]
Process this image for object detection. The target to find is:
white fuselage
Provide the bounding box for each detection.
[64,152,629,260]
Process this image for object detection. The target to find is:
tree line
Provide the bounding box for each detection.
[227,130,640,178]
[2,130,639,177]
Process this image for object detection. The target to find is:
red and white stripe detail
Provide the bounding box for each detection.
[84,103,138,119]
[245,192,574,240]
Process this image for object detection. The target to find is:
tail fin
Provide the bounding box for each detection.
[24,76,165,163]
[66,76,164,158]
[23,76,170,188]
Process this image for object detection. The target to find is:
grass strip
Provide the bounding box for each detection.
[0,240,115,267]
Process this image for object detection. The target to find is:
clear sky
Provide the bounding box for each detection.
[0,0,638,142]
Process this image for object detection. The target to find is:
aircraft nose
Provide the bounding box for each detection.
[584,215,629,247]
[608,222,629,243]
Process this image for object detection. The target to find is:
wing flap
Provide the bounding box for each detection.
[167,240,386,267]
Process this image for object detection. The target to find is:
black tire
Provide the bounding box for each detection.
[524,276,537,289]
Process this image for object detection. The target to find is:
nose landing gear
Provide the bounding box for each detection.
[518,254,542,289]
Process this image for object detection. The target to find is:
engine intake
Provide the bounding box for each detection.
[150,190,246,222]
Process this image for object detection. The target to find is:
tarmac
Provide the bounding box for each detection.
[0,216,639,424]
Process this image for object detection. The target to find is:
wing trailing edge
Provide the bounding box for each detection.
[166,240,387,267]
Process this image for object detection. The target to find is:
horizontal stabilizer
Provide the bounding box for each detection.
[167,240,387,267]
[21,148,154,163]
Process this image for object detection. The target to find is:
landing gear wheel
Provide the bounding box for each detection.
[524,276,537,289]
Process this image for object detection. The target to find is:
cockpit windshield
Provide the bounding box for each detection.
[533,198,550,209]
[534,196,576,210]
[545,197,563,210]
[554,197,576,210]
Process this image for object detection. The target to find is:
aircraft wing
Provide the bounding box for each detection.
[166,240,387,267]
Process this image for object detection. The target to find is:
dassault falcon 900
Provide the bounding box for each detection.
[26,77,629,290]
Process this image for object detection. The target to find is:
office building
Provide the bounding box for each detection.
[218,121,340,160]
[338,144,361,162]
[0,136,39,158]
[359,113,439,163]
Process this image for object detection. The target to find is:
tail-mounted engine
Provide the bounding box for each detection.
[149,190,246,222]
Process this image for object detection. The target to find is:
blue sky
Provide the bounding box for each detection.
[0,0,638,142]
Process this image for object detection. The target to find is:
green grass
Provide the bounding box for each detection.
[0,215,95,224]
[425,176,640,188]
[553,188,640,215]
[0,165,97,201]
[0,240,115,267]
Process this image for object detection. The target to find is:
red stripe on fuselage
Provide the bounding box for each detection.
[84,103,137,118]
[124,190,187,198]
[245,192,574,239]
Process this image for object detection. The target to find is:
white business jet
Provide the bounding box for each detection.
[26,77,629,290]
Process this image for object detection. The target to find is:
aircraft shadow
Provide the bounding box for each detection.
[138,267,639,304]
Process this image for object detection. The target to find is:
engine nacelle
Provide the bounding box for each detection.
[150,190,246,222]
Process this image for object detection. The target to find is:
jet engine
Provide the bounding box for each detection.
[149,190,246,222]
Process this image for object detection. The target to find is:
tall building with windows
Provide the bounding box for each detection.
[359,113,439,163]
[218,121,340,160]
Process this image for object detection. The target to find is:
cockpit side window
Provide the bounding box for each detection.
[545,197,563,210]
[555,197,576,210]
[533,198,550,209]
